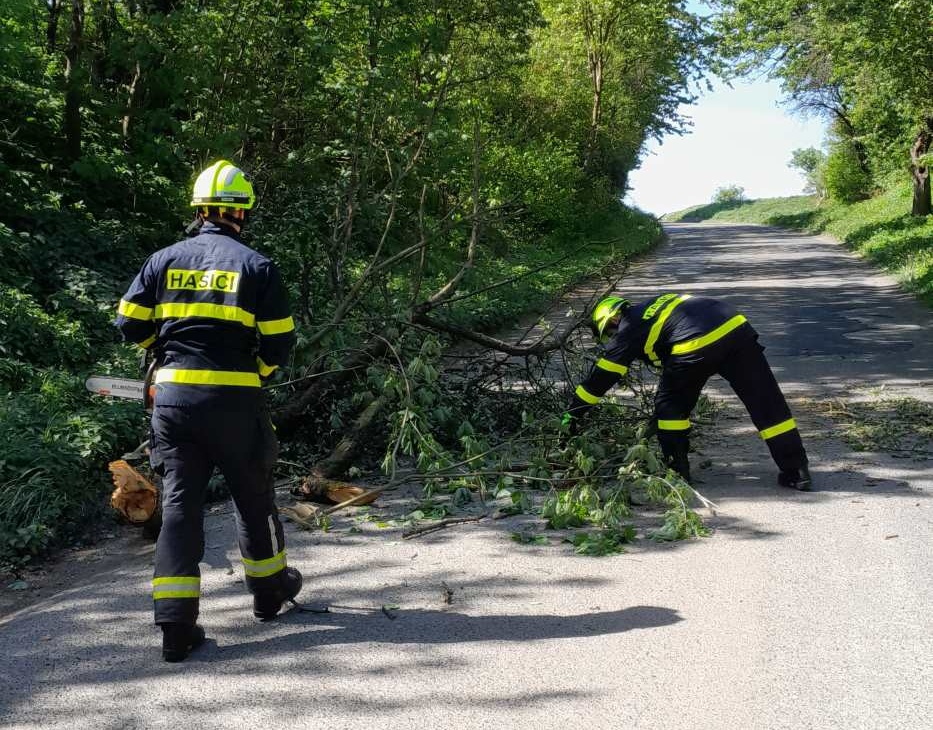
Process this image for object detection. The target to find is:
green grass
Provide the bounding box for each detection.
[664,184,933,306]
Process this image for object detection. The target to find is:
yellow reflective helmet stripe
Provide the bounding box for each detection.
[760,418,797,440]
[658,419,691,430]
[117,299,153,320]
[154,302,255,328]
[575,384,600,405]
[152,576,200,600]
[155,369,261,388]
[257,358,278,377]
[644,295,690,366]
[242,549,287,578]
[257,316,295,335]
[596,358,628,375]
[671,314,748,355]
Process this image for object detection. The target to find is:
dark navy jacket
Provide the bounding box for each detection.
[568,294,753,415]
[115,221,295,407]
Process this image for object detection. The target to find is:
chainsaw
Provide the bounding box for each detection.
[86,358,162,537]
[85,358,157,410]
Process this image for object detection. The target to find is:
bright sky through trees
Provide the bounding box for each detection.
[626,1,828,215]
[627,78,828,216]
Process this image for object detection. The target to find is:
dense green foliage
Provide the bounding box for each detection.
[716,0,933,216]
[822,141,872,203]
[788,147,826,197]
[664,182,933,305]
[0,0,705,565]
[712,184,745,203]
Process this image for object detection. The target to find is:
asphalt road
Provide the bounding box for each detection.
[2,223,931,729]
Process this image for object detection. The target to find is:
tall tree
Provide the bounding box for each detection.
[63,0,84,160]
[717,0,933,215]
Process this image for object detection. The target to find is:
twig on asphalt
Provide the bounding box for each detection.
[402,514,488,539]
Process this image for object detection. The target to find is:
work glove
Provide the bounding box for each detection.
[557,411,579,448]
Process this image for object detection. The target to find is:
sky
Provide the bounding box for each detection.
[625,3,828,216]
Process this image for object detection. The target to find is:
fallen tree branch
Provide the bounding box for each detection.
[274,337,389,438]
[425,241,594,310]
[402,514,487,539]
[411,257,632,357]
[310,395,388,479]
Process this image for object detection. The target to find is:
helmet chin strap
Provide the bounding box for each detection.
[221,209,246,228]
[185,214,205,236]
[188,209,246,235]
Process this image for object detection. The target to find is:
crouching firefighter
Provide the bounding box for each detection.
[115,160,303,662]
[563,294,811,491]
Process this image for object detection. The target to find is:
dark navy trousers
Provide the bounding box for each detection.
[654,328,808,474]
[149,403,288,625]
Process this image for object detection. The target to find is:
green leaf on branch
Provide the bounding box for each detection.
[565,528,634,557]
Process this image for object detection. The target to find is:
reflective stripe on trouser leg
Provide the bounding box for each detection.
[658,419,691,431]
[242,549,287,578]
[153,576,200,600]
[760,418,796,440]
[760,419,806,474]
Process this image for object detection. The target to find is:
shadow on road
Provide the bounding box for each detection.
[0,582,680,724]
[215,603,682,658]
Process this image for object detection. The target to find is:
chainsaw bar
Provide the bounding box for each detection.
[85,376,145,400]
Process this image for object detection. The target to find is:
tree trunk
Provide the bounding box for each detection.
[121,59,141,143]
[46,0,61,53]
[585,56,603,173]
[273,338,390,439]
[910,120,932,217]
[63,0,84,161]
[310,395,387,479]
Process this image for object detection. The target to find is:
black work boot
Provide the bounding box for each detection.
[161,623,206,663]
[778,464,812,492]
[253,567,303,621]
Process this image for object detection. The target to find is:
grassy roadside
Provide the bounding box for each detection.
[663,183,933,306]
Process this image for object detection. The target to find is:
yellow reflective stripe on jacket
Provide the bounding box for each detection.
[154,302,255,328]
[658,419,691,431]
[760,418,797,440]
[575,384,600,405]
[257,316,295,335]
[152,576,200,600]
[117,299,153,320]
[671,314,748,355]
[257,358,278,377]
[596,358,628,375]
[644,295,690,366]
[138,334,157,349]
[155,369,261,388]
[242,549,287,578]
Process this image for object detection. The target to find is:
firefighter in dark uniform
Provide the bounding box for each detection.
[564,294,812,490]
[115,160,302,662]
